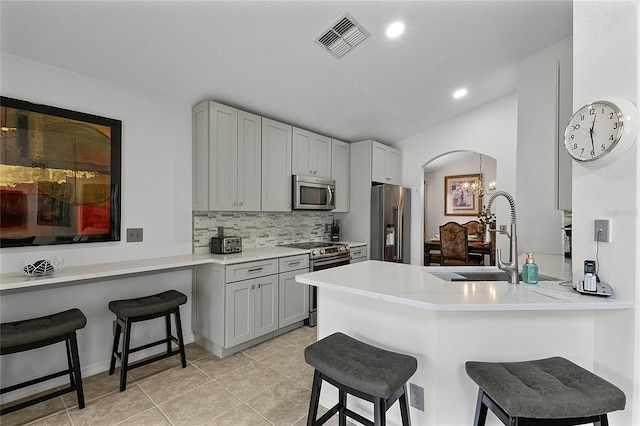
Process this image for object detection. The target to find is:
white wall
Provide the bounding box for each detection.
[397,93,518,266]
[572,2,638,424]
[0,53,195,402]
[516,38,572,256]
[0,53,193,270]
[424,153,496,240]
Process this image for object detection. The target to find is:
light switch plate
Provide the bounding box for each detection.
[594,219,610,242]
[409,383,425,411]
[126,228,143,242]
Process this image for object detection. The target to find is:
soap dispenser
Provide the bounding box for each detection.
[522,252,539,284]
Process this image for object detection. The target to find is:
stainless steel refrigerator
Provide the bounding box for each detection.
[371,184,411,263]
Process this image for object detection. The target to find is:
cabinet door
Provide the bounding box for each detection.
[313,134,332,179]
[261,118,292,211]
[225,280,253,347]
[386,147,401,185]
[292,127,312,176]
[192,102,209,211]
[278,270,309,328]
[371,142,388,183]
[209,102,238,211]
[331,139,350,212]
[255,275,279,337]
[238,111,262,211]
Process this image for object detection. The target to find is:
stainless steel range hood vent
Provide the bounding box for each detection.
[316,13,370,59]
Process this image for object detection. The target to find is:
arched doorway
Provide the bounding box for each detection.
[422,151,497,265]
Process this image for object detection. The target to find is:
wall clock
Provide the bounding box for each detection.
[563,96,639,166]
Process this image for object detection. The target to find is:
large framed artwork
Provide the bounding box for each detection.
[0,96,122,247]
[444,174,482,216]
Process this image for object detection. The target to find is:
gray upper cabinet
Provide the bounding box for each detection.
[292,127,332,179]
[371,140,401,185]
[237,111,262,211]
[262,118,292,211]
[192,101,261,211]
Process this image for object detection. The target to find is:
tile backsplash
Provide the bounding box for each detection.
[193,211,336,253]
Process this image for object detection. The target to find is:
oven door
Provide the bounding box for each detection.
[308,255,351,326]
[311,256,351,271]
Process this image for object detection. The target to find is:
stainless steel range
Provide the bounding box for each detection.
[279,241,351,326]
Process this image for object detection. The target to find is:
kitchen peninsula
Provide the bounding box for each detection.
[295,259,632,425]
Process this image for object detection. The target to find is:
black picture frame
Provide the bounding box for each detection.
[0,96,122,247]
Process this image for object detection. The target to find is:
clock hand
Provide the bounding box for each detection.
[589,113,596,153]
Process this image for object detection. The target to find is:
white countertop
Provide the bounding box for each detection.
[0,247,309,292]
[295,260,633,311]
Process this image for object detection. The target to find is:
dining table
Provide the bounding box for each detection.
[424,236,495,266]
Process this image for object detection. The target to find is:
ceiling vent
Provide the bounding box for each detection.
[315,14,370,59]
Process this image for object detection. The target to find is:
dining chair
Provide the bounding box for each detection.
[439,222,484,266]
[462,220,486,265]
[439,222,470,265]
[462,220,482,238]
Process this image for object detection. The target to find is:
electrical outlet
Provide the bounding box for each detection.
[325,224,330,232]
[594,219,610,242]
[126,228,143,242]
[499,224,507,233]
[409,383,424,411]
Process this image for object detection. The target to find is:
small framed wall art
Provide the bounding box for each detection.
[444,174,482,216]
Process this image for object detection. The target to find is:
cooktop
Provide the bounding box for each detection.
[279,241,342,250]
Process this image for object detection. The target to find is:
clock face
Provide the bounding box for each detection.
[563,100,624,162]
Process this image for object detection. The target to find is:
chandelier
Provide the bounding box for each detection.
[471,153,496,198]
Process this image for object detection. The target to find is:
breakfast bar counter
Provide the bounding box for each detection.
[295,260,633,425]
[295,260,632,311]
[0,247,309,293]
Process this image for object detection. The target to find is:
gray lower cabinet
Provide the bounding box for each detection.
[195,254,309,358]
[225,274,278,348]
[278,255,310,328]
[278,270,309,328]
[350,245,367,263]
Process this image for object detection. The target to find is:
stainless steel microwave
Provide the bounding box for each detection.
[292,175,336,210]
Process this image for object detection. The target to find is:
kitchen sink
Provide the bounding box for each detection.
[429,270,558,282]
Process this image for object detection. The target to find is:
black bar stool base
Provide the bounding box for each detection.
[1,309,87,416]
[108,290,187,392]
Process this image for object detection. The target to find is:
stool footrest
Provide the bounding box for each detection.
[126,336,179,355]
[0,385,80,416]
[1,368,71,395]
[116,348,183,372]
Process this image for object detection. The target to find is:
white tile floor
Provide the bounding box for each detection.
[1,326,342,426]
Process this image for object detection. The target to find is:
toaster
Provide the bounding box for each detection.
[210,236,242,254]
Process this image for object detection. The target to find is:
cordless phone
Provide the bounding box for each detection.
[583,260,597,292]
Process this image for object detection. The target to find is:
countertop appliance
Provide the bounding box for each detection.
[278,241,351,326]
[210,236,242,254]
[292,175,336,210]
[371,184,411,263]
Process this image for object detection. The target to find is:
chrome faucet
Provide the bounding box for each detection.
[484,191,519,283]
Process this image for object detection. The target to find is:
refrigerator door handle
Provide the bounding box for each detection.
[396,205,403,261]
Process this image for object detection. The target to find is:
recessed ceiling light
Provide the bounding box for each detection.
[386,22,405,38]
[453,88,468,99]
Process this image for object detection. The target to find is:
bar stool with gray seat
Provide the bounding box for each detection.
[1,309,87,415]
[304,332,417,426]
[465,357,626,426]
[108,289,187,391]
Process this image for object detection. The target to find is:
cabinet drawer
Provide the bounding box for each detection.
[225,259,278,283]
[350,245,367,260]
[279,255,309,273]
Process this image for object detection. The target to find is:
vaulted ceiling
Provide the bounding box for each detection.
[0,1,572,144]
